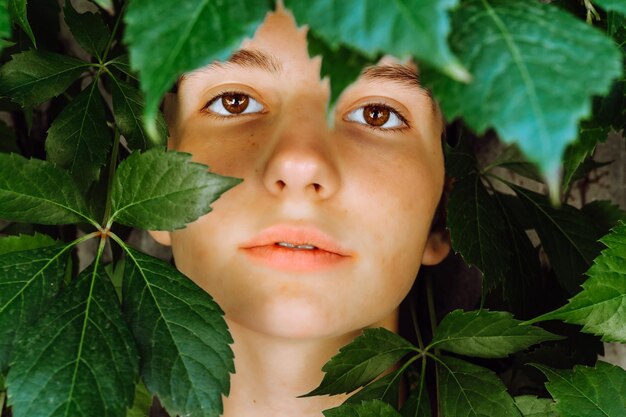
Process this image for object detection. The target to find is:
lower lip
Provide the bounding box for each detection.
[241,245,349,272]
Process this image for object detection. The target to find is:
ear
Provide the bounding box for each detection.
[148,230,172,246]
[421,229,450,266]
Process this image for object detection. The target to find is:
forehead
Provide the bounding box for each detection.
[181,8,433,102]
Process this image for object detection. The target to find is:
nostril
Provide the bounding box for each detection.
[276,180,286,190]
[313,183,321,193]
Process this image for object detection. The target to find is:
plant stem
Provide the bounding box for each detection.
[409,296,425,351]
[425,274,438,337]
[102,126,121,228]
[101,2,127,64]
[415,355,428,414]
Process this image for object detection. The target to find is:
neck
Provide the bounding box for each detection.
[222,313,398,417]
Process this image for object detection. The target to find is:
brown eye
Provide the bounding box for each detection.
[222,93,249,114]
[363,105,390,127]
[345,103,405,129]
[205,92,264,116]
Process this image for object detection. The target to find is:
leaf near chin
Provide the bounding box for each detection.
[424,0,623,195]
[109,148,241,230]
[122,249,233,417]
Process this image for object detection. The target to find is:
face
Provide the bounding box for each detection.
[155,8,446,339]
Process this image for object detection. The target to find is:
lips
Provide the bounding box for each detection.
[239,225,351,272]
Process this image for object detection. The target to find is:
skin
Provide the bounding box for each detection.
[151,7,448,417]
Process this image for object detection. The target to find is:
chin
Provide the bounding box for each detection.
[233,297,362,340]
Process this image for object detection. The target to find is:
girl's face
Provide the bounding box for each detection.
[153,9,446,339]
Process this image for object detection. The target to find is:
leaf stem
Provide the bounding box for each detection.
[425,274,438,337]
[409,296,425,351]
[102,126,121,228]
[415,355,428,415]
[101,2,127,64]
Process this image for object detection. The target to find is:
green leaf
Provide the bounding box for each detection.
[64,1,110,60]
[581,200,626,239]
[0,245,68,372]
[123,0,269,137]
[486,145,543,183]
[344,368,402,407]
[0,232,56,255]
[447,173,508,292]
[399,379,431,417]
[431,310,562,358]
[444,135,477,179]
[532,362,626,417]
[126,380,152,417]
[561,122,609,191]
[110,148,240,230]
[284,0,469,82]
[108,77,166,149]
[424,0,622,192]
[307,32,373,105]
[594,0,626,15]
[6,262,139,417]
[107,55,136,80]
[514,396,558,417]
[0,153,93,225]
[45,80,111,191]
[305,328,415,396]
[493,191,544,319]
[526,222,626,343]
[122,248,233,417]
[324,399,403,417]
[509,184,604,294]
[0,50,87,107]
[437,356,522,417]
[0,0,9,51]
[8,0,35,45]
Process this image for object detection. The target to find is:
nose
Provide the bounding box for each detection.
[262,112,339,200]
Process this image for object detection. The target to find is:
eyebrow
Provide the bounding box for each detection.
[361,63,422,90]
[211,49,283,74]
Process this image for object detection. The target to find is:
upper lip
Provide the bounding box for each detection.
[239,225,350,256]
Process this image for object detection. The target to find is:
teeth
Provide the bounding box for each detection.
[277,242,317,250]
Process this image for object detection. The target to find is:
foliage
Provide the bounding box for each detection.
[0,1,624,417]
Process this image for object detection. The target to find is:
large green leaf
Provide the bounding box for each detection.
[437,356,522,417]
[110,148,240,230]
[493,190,544,319]
[532,362,626,417]
[285,0,469,82]
[399,377,431,417]
[324,399,403,417]
[509,184,604,295]
[0,50,88,107]
[63,1,110,60]
[526,222,626,343]
[0,245,68,372]
[121,248,233,417]
[45,80,111,191]
[447,173,508,292]
[8,0,34,45]
[307,32,373,105]
[431,310,561,358]
[0,153,93,225]
[424,0,622,191]
[108,76,166,149]
[305,328,415,396]
[123,0,270,137]
[514,396,558,417]
[6,263,139,417]
[344,368,402,407]
[595,0,626,15]
[0,232,56,255]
